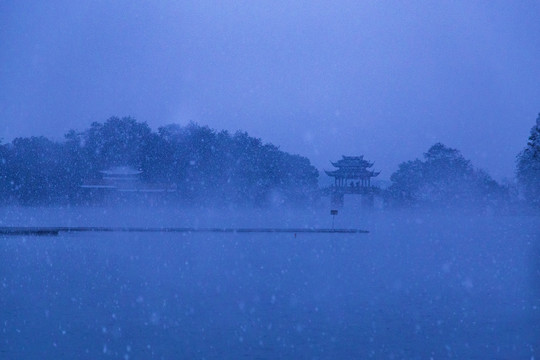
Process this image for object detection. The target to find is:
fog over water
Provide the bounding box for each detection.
[1,205,540,358]
[1,1,540,358]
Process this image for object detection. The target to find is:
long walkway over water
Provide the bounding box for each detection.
[0,226,369,236]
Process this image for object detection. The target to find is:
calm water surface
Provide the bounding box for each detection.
[1,212,539,359]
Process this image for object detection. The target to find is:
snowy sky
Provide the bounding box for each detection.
[1,0,539,181]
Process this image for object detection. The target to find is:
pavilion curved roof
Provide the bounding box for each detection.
[100,166,142,176]
[325,155,380,178]
[331,155,373,169]
[324,169,380,179]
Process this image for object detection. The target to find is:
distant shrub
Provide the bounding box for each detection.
[388,143,506,208]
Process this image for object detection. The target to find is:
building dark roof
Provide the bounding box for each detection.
[324,169,380,178]
[325,155,380,179]
[99,166,142,176]
[330,155,374,169]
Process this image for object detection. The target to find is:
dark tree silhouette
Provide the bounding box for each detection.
[516,114,540,208]
[389,143,505,207]
[0,117,319,206]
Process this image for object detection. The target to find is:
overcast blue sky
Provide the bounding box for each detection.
[1,0,539,180]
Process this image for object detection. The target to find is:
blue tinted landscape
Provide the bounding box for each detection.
[2,207,538,359]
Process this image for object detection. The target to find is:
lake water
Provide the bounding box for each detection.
[1,207,539,359]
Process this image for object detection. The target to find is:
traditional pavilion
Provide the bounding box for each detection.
[325,155,380,188]
[80,166,142,191]
[99,166,142,191]
[80,166,176,193]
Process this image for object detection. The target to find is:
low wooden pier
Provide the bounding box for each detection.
[0,227,369,236]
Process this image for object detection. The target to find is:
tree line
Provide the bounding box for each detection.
[387,113,540,210]
[1,114,539,209]
[0,117,319,205]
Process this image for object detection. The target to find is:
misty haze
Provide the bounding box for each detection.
[1,1,540,359]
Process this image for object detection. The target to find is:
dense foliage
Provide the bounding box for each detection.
[0,117,319,205]
[388,143,506,207]
[516,114,540,208]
